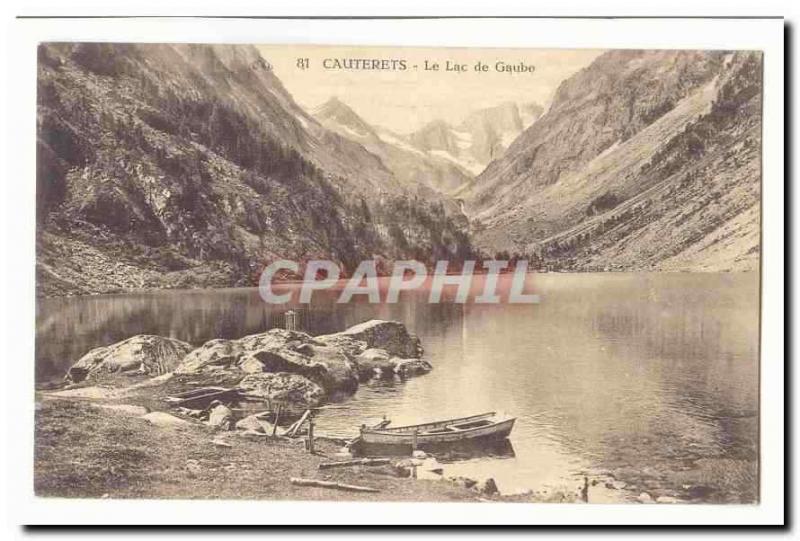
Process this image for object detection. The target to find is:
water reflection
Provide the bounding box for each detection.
[36,272,759,501]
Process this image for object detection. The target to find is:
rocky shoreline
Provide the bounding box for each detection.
[63,319,432,406]
[35,317,749,504]
[37,319,571,502]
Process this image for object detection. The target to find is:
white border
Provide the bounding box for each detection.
[2,16,784,527]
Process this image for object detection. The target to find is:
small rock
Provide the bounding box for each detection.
[411,450,427,459]
[141,412,190,427]
[185,459,201,475]
[207,403,233,429]
[211,438,232,448]
[177,407,204,418]
[637,492,654,504]
[428,467,444,475]
[687,485,714,499]
[394,458,415,469]
[394,358,433,377]
[605,480,627,490]
[392,459,422,477]
[476,478,499,495]
[448,476,478,490]
[656,496,680,504]
[238,429,265,440]
[235,414,272,433]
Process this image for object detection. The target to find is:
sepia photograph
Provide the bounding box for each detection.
[31,39,765,508]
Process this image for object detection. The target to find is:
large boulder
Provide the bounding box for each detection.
[66,335,193,383]
[237,328,323,352]
[174,339,244,375]
[318,320,423,358]
[64,321,426,408]
[237,372,325,408]
[173,322,423,391]
[174,328,360,394]
[293,343,359,392]
[315,334,369,359]
[237,329,359,392]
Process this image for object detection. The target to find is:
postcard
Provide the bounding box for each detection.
[10,16,783,527]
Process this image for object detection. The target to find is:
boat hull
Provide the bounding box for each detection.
[358,415,515,452]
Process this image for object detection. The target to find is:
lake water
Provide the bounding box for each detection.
[36,272,760,502]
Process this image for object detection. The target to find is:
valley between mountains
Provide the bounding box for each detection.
[36,45,761,296]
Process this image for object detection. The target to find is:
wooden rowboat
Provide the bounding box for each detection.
[358,412,515,448]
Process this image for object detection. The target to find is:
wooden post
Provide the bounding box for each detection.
[307,418,315,454]
[412,428,418,452]
[285,310,297,331]
[271,404,281,437]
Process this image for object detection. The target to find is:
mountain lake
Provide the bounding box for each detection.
[36,272,760,502]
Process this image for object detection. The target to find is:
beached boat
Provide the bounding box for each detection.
[357,412,515,448]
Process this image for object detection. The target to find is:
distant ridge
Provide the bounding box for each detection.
[460,50,761,272]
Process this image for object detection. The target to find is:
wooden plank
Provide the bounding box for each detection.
[307,419,315,454]
[271,404,282,437]
[318,458,391,470]
[237,393,277,402]
[166,389,241,407]
[165,387,228,400]
[289,478,380,493]
[285,409,312,438]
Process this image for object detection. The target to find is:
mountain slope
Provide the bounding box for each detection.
[36,43,474,296]
[462,50,761,271]
[313,97,473,194]
[409,101,543,175]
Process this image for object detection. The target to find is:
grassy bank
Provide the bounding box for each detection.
[34,397,522,502]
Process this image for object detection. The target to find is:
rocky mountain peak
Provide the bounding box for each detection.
[314,97,374,135]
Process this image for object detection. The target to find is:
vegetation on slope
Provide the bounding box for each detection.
[36,44,474,296]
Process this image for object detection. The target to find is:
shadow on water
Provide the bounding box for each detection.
[353,435,517,461]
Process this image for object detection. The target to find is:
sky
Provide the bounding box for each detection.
[257,45,603,134]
